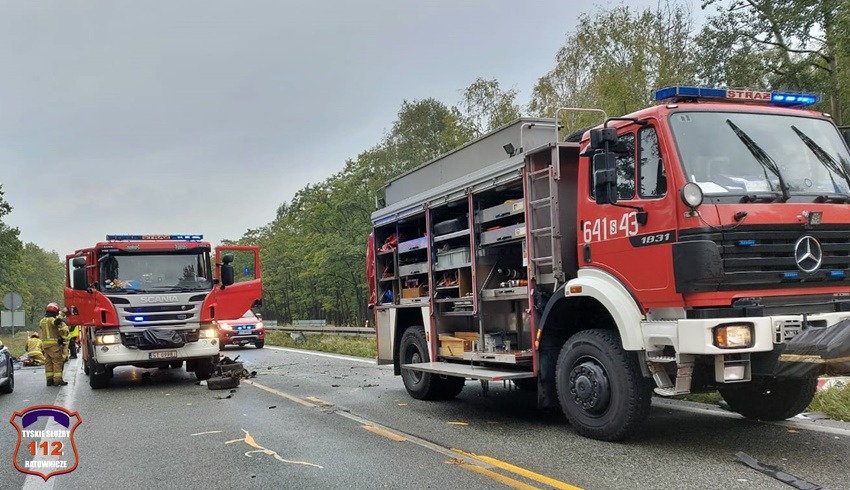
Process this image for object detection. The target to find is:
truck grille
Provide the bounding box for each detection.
[108,293,208,328]
[680,225,850,291]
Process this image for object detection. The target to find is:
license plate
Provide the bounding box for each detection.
[148,350,178,360]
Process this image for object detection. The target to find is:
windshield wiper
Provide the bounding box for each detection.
[791,125,850,197]
[740,192,782,203]
[726,120,790,202]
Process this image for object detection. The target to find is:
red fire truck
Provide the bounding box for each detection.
[64,235,261,389]
[368,87,850,441]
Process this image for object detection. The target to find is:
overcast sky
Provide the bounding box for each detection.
[0,0,670,255]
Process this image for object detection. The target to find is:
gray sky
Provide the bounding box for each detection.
[0,0,671,255]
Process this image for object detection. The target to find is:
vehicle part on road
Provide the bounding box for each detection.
[719,377,818,421]
[735,451,822,490]
[255,340,264,349]
[400,326,465,400]
[555,329,652,441]
[208,376,239,390]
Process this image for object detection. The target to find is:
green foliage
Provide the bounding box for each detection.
[265,331,376,359]
[0,331,29,358]
[809,384,850,422]
[0,184,65,332]
[461,77,522,135]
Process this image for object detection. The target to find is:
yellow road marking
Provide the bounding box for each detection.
[305,396,332,406]
[243,380,316,407]
[362,424,406,442]
[226,430,323,468]
[453,449,582,490]
[446,459,539,490]
[448,421,469,426]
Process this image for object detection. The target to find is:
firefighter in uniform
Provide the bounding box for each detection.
[39,303,69,386]
[67,324,80,359]
[25,333,45,366]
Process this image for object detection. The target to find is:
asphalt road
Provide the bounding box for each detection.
[1,346,848,489]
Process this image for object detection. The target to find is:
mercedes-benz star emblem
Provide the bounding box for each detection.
[794,235,823,273]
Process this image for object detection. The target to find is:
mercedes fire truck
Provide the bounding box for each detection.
[368,87,850,441]
[64,235,262,389]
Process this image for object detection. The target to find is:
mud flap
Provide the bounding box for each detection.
[773,318,850,378]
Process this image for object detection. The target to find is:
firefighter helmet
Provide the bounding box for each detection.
[45,303,60,314]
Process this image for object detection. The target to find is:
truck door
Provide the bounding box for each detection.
[581,121,677,303]
[201,246,263,321]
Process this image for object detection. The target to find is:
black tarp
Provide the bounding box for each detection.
[135,329,186,350]
[775,318,850,378]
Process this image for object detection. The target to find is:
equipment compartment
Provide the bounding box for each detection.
[480,200,524,225]
[398,262,428,277]
[398,236,428,254]
[434,247,471,271]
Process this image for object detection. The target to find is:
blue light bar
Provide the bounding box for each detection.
[783,272,799,279]
[654,86,819,107]
[132,316,145,322]
[830,270,846,279]
[106,234,204,241]
[737,239,756,247]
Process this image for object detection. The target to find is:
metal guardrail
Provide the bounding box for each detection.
[265,324,375,338]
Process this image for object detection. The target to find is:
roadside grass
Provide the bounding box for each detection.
[679,385,850,422]
[265,331,376,359]
[0,331,31,358]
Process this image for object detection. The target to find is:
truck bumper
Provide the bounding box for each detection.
[92,339,219,366]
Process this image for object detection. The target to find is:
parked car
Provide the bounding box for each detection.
[0,340,14,394]
[218,310,265,350]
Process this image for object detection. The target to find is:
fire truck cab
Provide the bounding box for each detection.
[64,235,262,389]
[368,87,850,441]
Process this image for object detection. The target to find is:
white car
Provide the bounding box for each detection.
[0,341,14,394]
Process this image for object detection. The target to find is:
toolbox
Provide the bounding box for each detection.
[439,334,474,357]
[480,223,526,245]
[434,247,471,271]
[398,236,428,253]
[398,262,428,277]
[401,285,427,298]
[479,200,524,224]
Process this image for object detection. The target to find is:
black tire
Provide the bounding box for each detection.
[89,360,110,389]
[207,375,240,390]
[555,329,652,441]
[435,375,465,399]
[513,377,538,392]
[719,377,818,421]
[399,326,444,400]
[255,340,265,349]
[0,363,14,394]
[83,360,90,375]
[194,357,216,381]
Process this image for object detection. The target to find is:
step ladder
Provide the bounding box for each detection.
[525,153,563,285]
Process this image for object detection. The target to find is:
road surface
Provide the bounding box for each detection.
[1,346,848,489]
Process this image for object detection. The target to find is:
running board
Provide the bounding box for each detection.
[401,362,534,381]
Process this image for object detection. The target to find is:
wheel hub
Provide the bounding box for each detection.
[569,361,611,414]
[409,350,423,383]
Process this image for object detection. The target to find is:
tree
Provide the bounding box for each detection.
[460,77,522,135]
[529,2,696,133]
[0,184,22,298]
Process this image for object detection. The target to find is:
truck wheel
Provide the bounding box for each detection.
[436,375,465,399]
[89,360,110,389]
[555,329,652,441]
[255,341,265,349]
[399,326,444,400]
[194,357,215,381]
[718,377,818,421]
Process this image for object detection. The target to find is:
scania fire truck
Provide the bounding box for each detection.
[368,87,850,441]
[64,235,261,389]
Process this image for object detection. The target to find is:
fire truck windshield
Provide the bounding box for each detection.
[670,111,850,200]
[100,251,213,293]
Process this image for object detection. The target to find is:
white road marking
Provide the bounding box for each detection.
[191,431,223,436]
[22,359,82,490]
[264,346,377,365]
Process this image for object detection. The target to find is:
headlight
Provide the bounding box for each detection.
[200,328,218,339]
[713,324,753,349]
[95,334,120,345]
[255,322,264,330]
[680,182,704,209]
[218,322,232,331]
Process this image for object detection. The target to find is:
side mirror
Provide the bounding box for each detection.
[589,128,618,150]
[593,152,618,205]
[72,267,88,291]
[221,254,235,287]
[72,257,86,268]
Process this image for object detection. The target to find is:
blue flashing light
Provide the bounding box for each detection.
[737,239,756,247]
[132,316,145,322]
[830,270,846,279]
[654,86,819,107]
[106,234,204,241]
[783,272,799,279]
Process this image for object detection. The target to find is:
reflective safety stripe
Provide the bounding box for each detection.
[42,340,59,345]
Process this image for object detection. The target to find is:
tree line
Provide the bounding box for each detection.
[0,186,65,333]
